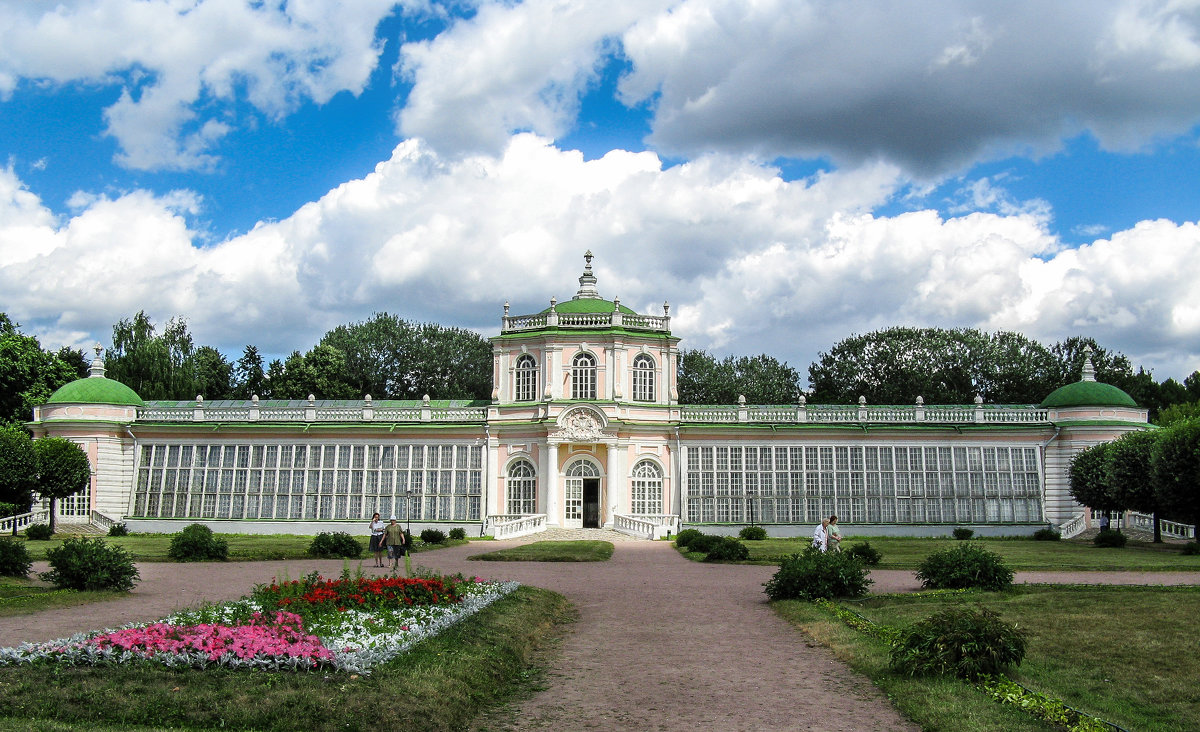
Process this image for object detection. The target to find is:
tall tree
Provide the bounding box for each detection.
[1105,430,1162,541]
[1069,442,1119,521]
[1151,418,1200,539]
[0,314,80,425]
[0,426,36,532]
[232,345,266,399]
[677,350,802,404]
[32,437,91,534]
[106,312,199,399]
[193,346,233,400]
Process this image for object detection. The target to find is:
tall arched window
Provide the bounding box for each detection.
[632,353,656,402]
[631,460,663,514]
[507,459,536,514]
[572,352,597,399]
[515,354,538,402]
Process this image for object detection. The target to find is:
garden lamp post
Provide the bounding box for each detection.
[406,487,412,537]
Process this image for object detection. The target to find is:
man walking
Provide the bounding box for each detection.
[383,516,408,573]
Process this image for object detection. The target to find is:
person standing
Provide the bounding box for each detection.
[812,518,829,552]
[383,516,408,573]
[827,515,842,552]
[368,512,386,567]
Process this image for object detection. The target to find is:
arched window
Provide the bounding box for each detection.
[515,354,538,402]
[631,460,663,514]
[632,353,655,402]
[565,459,600,524]
[572,352,597,400]
[507,459,536,514]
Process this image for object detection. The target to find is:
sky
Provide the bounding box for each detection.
[1,0,1199,390]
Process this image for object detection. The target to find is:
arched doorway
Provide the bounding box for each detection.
[565,459,602,528]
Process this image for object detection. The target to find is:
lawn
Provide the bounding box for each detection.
[469,540,614,562]
[0,585,575,731]
[728,536,1200,570]
[0,578,128,618]
[775,585,1200,732]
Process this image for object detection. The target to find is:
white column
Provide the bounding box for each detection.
[542,441,560,526]
[486,435,500,521]
[605,441,623,527]
[549,347,563,400]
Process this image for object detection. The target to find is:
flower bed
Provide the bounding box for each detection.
[0,571,518,675]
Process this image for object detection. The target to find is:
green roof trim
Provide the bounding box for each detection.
[492,328,676,340]
[1040,381,1137,408]
[540,297,637,315]
[47,377,144,406]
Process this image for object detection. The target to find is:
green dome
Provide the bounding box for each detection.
[47,377,144,407]
[541,297,638,315]
[1040,380,1137,408]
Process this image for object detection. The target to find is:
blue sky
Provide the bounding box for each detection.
[1,1,1198,385]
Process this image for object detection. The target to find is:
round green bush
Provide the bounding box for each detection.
[916,542,1013,591]
[168,523,229,562]
[738,525,768,541]
[846,541,882,566]
[24,523,52,541]
[420,528,446,544]
[704,536,749,562]
[889,605,1027,679]
[41,537,139,591]
[1182,541,1200,556]
[1093,529,1127,548]
[674,528,703,549]
[687,533,723,555]
[952,527,974,540]
[0,538,31,578]
[107,523,129,537]
[448,527,467,541]
[764,547,873,601]
[1031,528,1061,541]
[307,531,363,558]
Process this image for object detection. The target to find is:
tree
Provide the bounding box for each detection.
[0,314,80,426]
[1105,430,1161,541]
[0,427,36,534]
[1157,401,1200,427]
[1151,418,1200,539]
[193,346,233,400]
[677,350,802,404]
[678,349,738,404]
[1069,442,1119,520]
[32,437,91,534]
[1049,336,1134,387]
[233,345,265,399]
[106,312,198,399]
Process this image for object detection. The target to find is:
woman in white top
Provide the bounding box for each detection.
[812,518,829,552]
[368,512,386,567]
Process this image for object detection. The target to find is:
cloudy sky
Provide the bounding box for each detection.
[1,0,1199,387]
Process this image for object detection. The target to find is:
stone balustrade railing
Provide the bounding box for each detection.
[680,404,1050,425]
[614,513,679,539]
[0,508,50,535]
[1057,512,1088,539]
[502,310,670,333]
[137,402,487,424]
[90,510,120,530]
[1128,511,1195,540]
[488,513,548,539]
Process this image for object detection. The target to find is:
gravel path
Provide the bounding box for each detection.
[3,543,1198,731]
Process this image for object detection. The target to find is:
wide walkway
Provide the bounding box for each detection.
[4,542,1200,730]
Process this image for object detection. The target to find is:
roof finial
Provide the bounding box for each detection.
[89,344,106,378]
[574,250,600,299]
[1081,345,1096,382]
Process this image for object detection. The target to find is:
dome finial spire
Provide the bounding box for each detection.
[574,250,600,299]
[1081,345,1096,382]
[89,344,106,378]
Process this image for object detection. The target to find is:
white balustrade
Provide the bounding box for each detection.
[488,513,548,539]
[0,508,50,535]
[614,513,679,539]
[1058,512,1088,539]
[90,510,119,530]
[138,403,484,424]
[1128,511,1195,540]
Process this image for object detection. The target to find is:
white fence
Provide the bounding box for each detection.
[0,508,50,535]
[613,513,679,540]
[487,514,548,539]
[1058,513,1089,539]
[1128,512,1196,540]
[681,404,1050,425]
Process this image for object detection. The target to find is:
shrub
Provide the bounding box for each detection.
[952,527,974,540]
[107,523,129,537]
[307,531,363,558]
[674,528,703,549]
[1031,527,1060,541]
[704,536,749,561]
[168,523,229,562]
[1182,541,1200,556]
[738,525,768,541]
[448,527,467,541]
[420,528,446,544]
[0,538,31,578]
[687,534,723,555]
[24,523,52,540]
[889,605,1027,679]
[1093,529,1127,548]
[846,541,882,565]
[764,547,873,601]
[916,542,1013,591]
[0,502,19,518]
[41,537,139,591]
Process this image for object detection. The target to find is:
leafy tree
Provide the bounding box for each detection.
[1157,401,1200,427]
[1105,430,1161,541]
[1049,336,1134,387]
[1069,442,1119,519]
[232,345,266,399]
[677,349,801,404]
[193,346,233,400]
[1151,419,1200,538]
[106,312,198,400]
[0,427,36,533]
[1186,371,1200,401]
[263,346,357,400]
[32,437,91,534]
[54,346,89,380]
[0,314,80,425]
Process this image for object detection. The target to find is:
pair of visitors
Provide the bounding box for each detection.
[383,516,408,573]
[368,512,386,567]
[811,515,843,552]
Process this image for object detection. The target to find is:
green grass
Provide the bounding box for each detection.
[15,533,468,562]
[775,585,1200,731]
[727,536,1200,570]
[0,578,129,617]
[0,586,575,732]
[468,540,614,562]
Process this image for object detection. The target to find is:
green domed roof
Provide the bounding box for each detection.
[1040,380,1137,408]
[48,377,144,407]
[541,297,638,315]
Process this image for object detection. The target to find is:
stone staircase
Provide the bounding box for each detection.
[523,527,649,543]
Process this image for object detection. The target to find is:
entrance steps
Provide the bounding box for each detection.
[526,527,650,543]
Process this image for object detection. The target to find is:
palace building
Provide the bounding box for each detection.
[27,253,1148,539]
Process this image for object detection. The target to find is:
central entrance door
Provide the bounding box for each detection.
[582,478,600,528]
